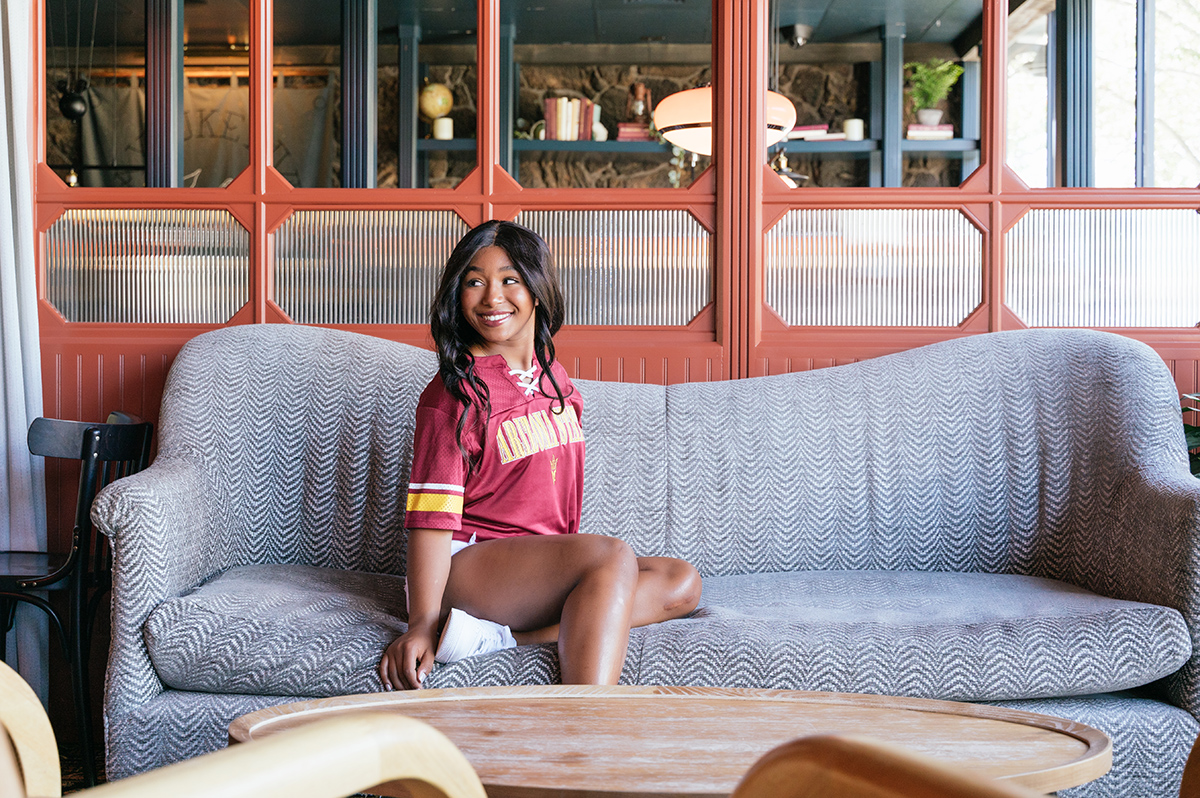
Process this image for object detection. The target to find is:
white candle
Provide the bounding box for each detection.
[843,118,865,140]
[433,117,454,140]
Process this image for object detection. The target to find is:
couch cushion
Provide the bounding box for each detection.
[147,566,1191,702]
[628,571,1191,702]
[144,564,404,696]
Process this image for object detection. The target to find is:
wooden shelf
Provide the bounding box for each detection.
[513,140,670,153]
[781,139,879,154]
[901,139,980,154]
[416,139,477,151]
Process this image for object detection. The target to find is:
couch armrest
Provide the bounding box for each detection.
[1085,465,1200,716]
[91,454,229,723]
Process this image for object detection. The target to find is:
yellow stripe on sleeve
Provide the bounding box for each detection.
[406,492,464,515]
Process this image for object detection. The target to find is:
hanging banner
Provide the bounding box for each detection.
[78,80,337,188]
[79,85,146,187]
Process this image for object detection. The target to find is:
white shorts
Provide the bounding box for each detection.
[449,536,476,556]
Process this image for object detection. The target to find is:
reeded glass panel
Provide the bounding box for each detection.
[45,209,249,323]
[501,0,713,189]
[273,210,468,323]
[1007,209,1200,327]
[274,0,478,189]
[765,209,982,326]
[46,0,146,187]
[516,211,711,325]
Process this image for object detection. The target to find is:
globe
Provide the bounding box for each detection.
[419,83,454,121]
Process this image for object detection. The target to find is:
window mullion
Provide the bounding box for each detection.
[145,0,184,187]
[1136,0,1155,186]
[342,0,379,188]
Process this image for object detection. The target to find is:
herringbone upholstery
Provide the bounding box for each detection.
[144,567,1189,702]
[93,325,1200,796]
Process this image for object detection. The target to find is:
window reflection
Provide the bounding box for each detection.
[769,0,983,188]
[1006,0,1199,188]
[45,0,147,187]
[502,0,713,189]
[274,0,478,189]
[1153,0,1200,187]
[181,0,251,188]
[1007,13,1050,188]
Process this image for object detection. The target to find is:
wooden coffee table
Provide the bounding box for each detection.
[229,685,1111,797]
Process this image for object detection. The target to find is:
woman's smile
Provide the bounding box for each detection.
[478,310,514,326]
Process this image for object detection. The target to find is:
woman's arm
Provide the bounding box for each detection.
[379,528,454,690]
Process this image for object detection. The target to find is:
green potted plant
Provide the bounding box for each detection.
[904,58,964,126]
[1183,394,1200,477]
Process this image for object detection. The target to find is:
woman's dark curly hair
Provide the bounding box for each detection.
[430,220,568,472]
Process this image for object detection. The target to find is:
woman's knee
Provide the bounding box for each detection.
[642,558,701,616]
[572,535,639,585]
[665,560,702,614]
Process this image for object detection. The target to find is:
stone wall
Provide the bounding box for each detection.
[45,60,968,190]
[515,64,711,189]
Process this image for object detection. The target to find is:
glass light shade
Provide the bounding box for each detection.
[654,86,714,156]
[653,87,798,156]
[766,90,798,146]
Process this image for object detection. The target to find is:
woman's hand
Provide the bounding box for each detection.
[380,528,453,690]
[379,616,438,691]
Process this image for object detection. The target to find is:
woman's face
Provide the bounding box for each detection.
[459,245,538,365]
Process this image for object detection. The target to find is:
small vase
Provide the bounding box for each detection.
[916,108,944,126]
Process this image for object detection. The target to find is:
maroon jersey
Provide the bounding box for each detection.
[405,355,585,542]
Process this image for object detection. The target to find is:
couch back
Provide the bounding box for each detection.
[158,325,437,576]
[161,326,1187,580]
[578,329,1188,579]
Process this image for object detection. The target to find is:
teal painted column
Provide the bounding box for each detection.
[881,23,906,187]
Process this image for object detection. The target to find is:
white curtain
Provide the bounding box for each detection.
[0,0,48,704]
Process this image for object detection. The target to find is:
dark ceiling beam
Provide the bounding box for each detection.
[954,0,1045,56]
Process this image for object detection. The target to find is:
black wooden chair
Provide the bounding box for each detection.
[0,413,153,787]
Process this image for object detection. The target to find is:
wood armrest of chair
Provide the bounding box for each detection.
[82,713,486,798]
[0,662,60,798]
[731,735,1045,798]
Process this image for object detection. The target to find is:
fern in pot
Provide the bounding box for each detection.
[904,58,964,126]
[1184,394,1200,477]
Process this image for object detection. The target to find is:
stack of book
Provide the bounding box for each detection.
[906,124,954,140]
[788,124,829,140]
[788,124,846,141]
[616,122,654,142]
[542,96,599,141]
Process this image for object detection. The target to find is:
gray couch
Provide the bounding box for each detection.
[93,324,1200,796]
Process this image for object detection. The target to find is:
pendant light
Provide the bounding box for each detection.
[652,86,796,157]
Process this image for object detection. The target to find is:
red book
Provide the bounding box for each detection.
[787,123,830,140]
[544,98,556,140]
[580,99,593,141]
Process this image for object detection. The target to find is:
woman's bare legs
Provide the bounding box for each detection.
[511,556,702,646]
[443,534,641,684]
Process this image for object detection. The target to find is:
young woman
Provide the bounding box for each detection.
[379,220,701,691]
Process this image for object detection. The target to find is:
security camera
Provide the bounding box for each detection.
[783,23,814,48]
